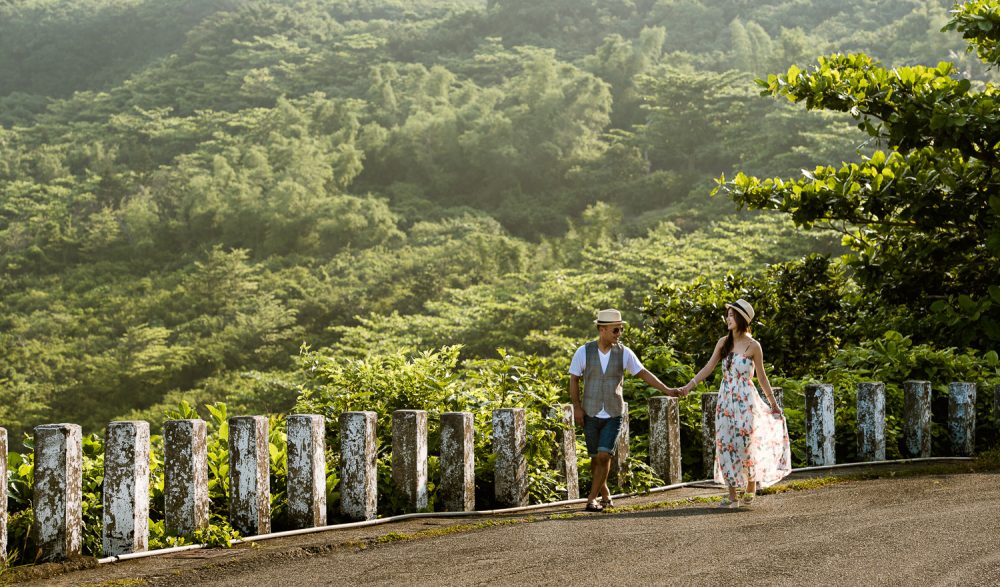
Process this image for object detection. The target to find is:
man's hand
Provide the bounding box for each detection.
[573,405,584,426]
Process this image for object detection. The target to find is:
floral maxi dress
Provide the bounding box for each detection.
[713,352,791,488]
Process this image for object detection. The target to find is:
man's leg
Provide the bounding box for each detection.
[591,451,612,502]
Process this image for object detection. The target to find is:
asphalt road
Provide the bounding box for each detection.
[18,468,1000,586]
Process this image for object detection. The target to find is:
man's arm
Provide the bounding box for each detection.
[569,374,584,425]
[637,369,686,397]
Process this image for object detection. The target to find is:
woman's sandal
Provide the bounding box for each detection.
[716,498,740,509]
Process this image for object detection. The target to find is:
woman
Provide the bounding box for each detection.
[682,299,791,508]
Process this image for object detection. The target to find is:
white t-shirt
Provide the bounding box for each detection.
[569,344,644,418]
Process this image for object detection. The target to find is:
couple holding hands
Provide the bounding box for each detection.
[568,302,791,513]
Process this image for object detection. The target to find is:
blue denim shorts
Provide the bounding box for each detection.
[583,415,623,456]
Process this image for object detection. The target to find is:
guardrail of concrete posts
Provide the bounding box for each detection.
[287,414,327,528]
[14,381,995,562]
[0,427,7,563]
[493,408,527,507]
[701,392,718,478]
[856,383,886,462]
[33,424,83,562]
[392,410,429,513]
[228,416,271,536]
[103,421,150,557]
[556,405,579,500]
[903,381,932,458]
[949,383,976,457]
[649,396,682,485]
[609,402,630,488]
[440,412,475,511]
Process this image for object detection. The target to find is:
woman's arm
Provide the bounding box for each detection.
[684,338,726,392]
[749,340,781,413]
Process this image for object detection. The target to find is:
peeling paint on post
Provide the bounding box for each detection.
[856,383,886,462]
[33,424,83,561]
[163,419,209,536]
[440,412,475,511]
[493,408,527,507]
[948,382,976,456]
[903,381,932,458]
[758,386,783,409]
[557,404,579,500]
[103,421,150,556]
[701,393,718,478]
[392,410,428,512]
[340,411,377,521]
[609,402,630,488]
[0,428,6,563]
[287,415,326,529]
[228,416,271,536]
[805,384,836,466]
[649,396,682,485]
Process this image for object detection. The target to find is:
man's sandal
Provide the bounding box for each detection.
[601,497,615,509]
[585,500,604,512]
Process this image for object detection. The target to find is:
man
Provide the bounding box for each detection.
[569,308,686,512]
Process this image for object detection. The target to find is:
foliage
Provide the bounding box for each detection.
[716,3,1000,350]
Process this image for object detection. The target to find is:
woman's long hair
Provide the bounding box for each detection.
[722,310,750,369]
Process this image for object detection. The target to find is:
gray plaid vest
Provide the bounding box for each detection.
[581,341,625,417]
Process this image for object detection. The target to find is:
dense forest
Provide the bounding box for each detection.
[0,0,996,447]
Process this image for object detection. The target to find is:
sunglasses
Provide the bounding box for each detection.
[607,327,623,334]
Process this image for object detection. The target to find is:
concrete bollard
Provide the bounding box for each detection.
[903,381,932,458]
[340,411,377,520]
[440,412,475,512]
[33,424,83,561]
[0,428,6,563]
[287,415,327,529]
[948,382,976,456]
[856,383,886,462]
[701,393,718,478]
[103,421,150,556]
[994,383,1000,421]
[759,386,784,409]
[163,419,209,536]
[493,408,527,507]
[228,416,271,536]
[610,402,630,488]
[805,384,836,466]
[649,396,682,485]
[557,404,579,500]
[392,410,428,512]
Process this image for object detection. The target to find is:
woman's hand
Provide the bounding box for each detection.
[770,404,782,415]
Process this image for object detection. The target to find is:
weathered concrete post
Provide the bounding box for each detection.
[440,412,475,511]
[805,384,836,466]
[33,424,83,561]
[163,419,209,536]
[948,382,976,456]
[340,411,377,520]
[994,383,1000,422]
[701,393,718,478]
[557,404,579,500]
[610,402,630,488]
[649,396,682,485]
[392,410,428,512]
[103,421,150,556]
[0,428,7,563]
[228,416,271,536]
[903,381,932,458]
[759,386,784,409]
[286,415,326,529]
[856,383,886,462]
[493,408,527,507]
